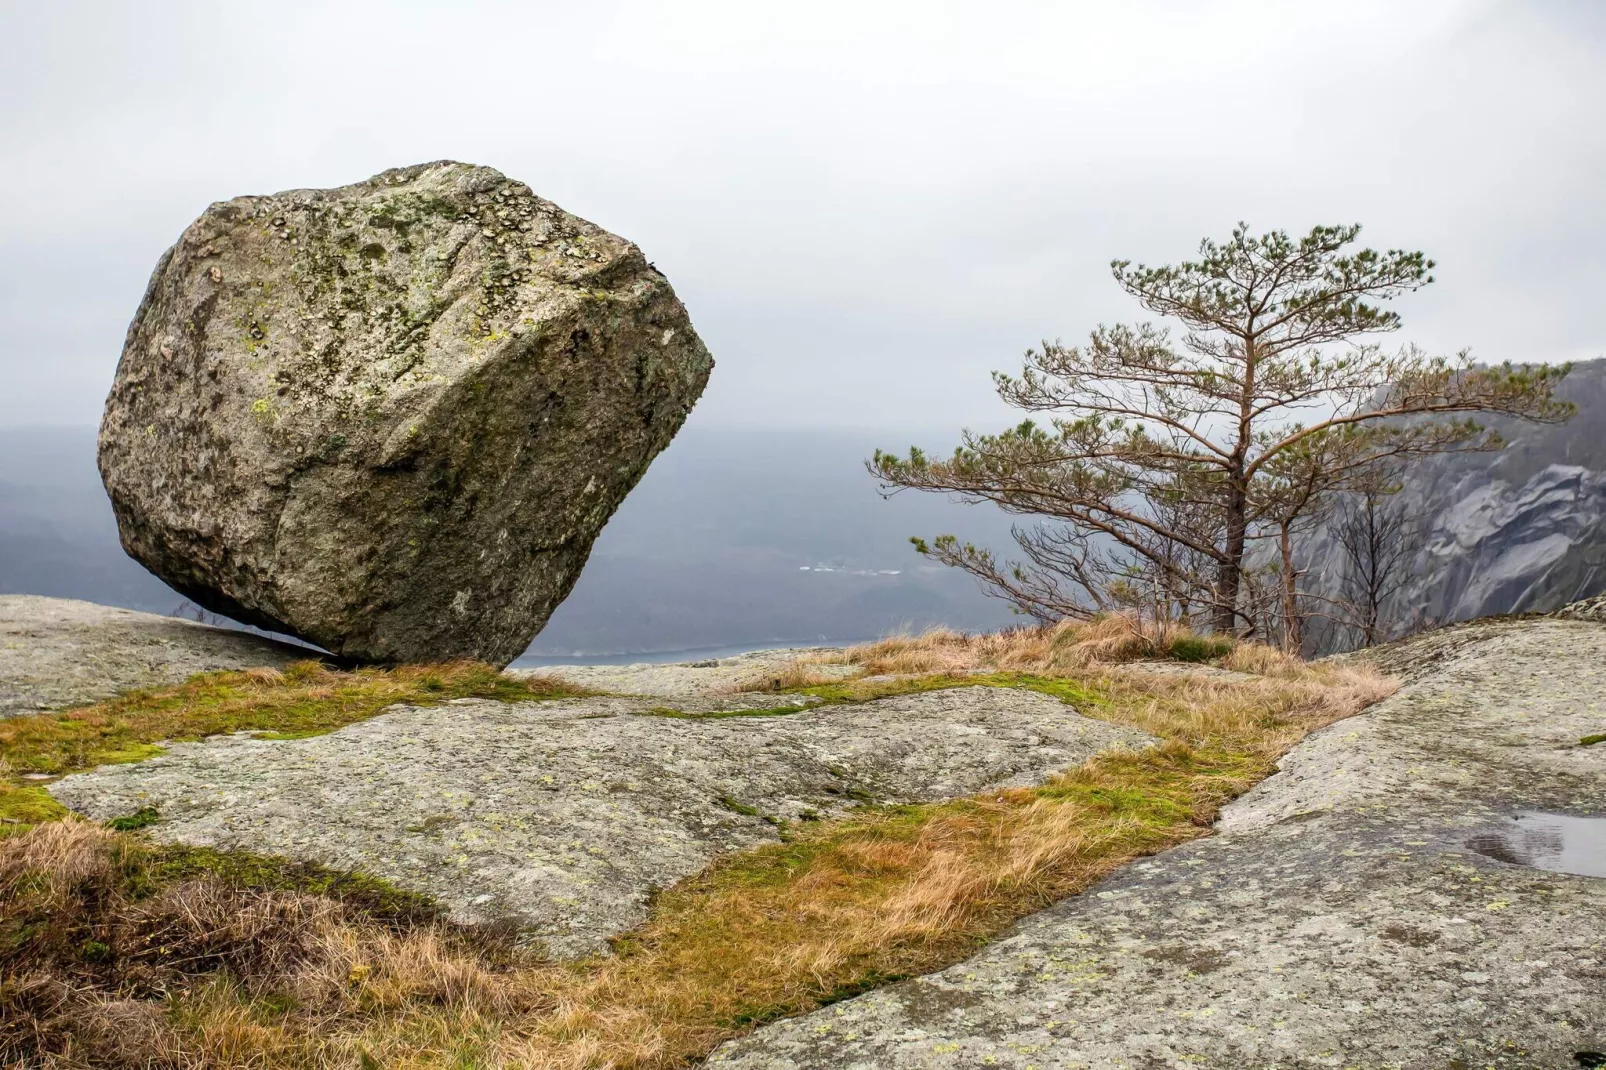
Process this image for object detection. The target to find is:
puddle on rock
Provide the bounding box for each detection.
[1468,811,1606,878]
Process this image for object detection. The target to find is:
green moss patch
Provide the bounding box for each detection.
[0,784,69,833]
[105,807,161,832]
[0,660,589,834]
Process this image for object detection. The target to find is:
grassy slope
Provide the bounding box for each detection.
[0,643,1392,1069]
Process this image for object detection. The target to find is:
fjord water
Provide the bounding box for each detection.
[0,424,1020,659]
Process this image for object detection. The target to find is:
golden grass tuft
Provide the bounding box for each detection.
[1220,641,1309,677]
[725,659,850,693]
[827,613,1250,679]
[0,643,1395,1069]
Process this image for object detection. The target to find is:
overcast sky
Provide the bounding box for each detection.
[2,0,1601,434]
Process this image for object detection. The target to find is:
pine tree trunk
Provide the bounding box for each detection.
[1216,340,1256,636]
[1214,482,1247,635]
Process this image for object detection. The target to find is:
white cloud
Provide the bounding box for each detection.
[0,0,1598,429]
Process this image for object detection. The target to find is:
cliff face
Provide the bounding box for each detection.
[1407,462,1606,623]
[1301,358,1606,643]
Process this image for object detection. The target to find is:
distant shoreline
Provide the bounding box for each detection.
[512,639,878,668]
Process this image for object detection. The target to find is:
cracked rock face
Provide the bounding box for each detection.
[48,686,1153,958]
[99,161,713,666]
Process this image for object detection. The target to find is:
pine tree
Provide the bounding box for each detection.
[871,223,1573,637]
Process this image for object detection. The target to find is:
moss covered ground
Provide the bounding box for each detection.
[0,649,1391,1068]
[0,661,586,832]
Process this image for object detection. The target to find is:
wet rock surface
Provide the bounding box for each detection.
[49,685,1152,958]
[0,595,307,716]
[99,161,712,667]
[711,619,1606,1070]
[1467,810,1606,878]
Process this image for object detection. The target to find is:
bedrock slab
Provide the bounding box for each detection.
[710,619,1606,1070]
[49,686,1151,957]
[516,647,856,699]
[0,595,308,716]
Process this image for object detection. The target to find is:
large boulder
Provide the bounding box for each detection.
[99,162,712,666]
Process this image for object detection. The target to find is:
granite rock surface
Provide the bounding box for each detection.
[515,647,857,698]
[49,685,1152,957]
[711,618,1606,1069]
[0,595,307,716]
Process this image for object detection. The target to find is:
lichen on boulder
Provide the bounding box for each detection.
[99,161,712,666]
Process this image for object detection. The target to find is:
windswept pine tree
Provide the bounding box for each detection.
[871,223,1573,642]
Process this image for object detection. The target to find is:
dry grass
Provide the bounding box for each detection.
[825,614,1243,679]
[0,821,478,1068]
[735,660,851,692]
[1219,641,1310,677]
[0,646,1395,1069]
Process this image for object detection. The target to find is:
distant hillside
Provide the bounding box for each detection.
[1300,357,1606,647]
[0,424,1022,659]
